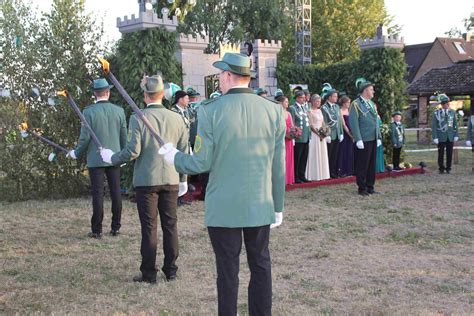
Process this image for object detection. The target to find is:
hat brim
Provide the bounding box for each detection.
[93,84,114,91]
[359,82,374,92]
[213,60,256,78]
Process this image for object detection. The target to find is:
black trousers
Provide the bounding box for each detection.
[208,225,272,316]
[327,140,340,178]
[135,185,179,280]
[438,141,454,171]
[392,147,402,168]
[88,166,122,234]
[294,142,309,181]
[354,140,377,192]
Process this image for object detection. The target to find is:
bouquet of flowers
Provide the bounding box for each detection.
[288,126,302,139]
[317,126,330,138]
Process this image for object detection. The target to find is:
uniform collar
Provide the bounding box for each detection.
[95,99,109,103]
[146,103,165,109]
[225,87,255,95]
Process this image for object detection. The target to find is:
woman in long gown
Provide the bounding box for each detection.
[305,94,330,181]
[337,96,354,177]
[375,115,386,173]
[276,94,295,185]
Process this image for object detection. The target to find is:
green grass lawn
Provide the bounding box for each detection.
[1,150,473,314]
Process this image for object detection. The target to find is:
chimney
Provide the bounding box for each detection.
[463,31,472,42]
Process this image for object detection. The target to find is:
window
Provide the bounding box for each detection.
[453,42,466,54]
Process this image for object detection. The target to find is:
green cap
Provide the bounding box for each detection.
[186,86,200,97]
[438,93,450,104]
[91,78,113,91]
[274,89,284,98]
[213,53,257,77]
[321,83,337,100]
[141,75,164,93]
[256,88,267,96]
[392,111,402,117]
[355,77,373,93]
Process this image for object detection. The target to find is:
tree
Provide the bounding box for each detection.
[311,0,388,65]
[445,11,474,38]
[0,0,105,201]
[178,0,290,53]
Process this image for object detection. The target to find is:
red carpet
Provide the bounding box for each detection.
[286,167,425,191]
[187,167,426,200]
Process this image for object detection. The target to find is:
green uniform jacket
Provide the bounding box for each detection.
[288,102,311,143]
[321,102,343,140]
[188,102,200,146]
[468,116,474,142]
[174,88,286,228]
[111,103,188,187]
[349,97,382,142]
[390,122,405,148]
[431,109,458,142]
[74,100,127,168]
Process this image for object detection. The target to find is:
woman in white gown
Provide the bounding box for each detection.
[306,94,330,181]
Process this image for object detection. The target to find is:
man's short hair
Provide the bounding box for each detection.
[93,89,108,98]
[145,91,162,99]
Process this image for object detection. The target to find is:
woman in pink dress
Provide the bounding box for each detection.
[276,92,295,185]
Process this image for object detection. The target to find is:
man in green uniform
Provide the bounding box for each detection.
[467,108,473,148]
[349,78,382,195]
[321,83,344,178]
[186,86,201,149]
[288,90,311,183]
[432,94,458,174]
[390,111,405,171]
[100,75,188,283]
[159,53,285,315]
[67,78,127,238]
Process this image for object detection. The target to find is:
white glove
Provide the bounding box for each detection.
[356,140,364,149]
[325,136,331,143]
[339,134,344,142]
[377,139,382,147]
[67,150,77,159]
[466,140,472,147]
[453,137,459,142]
[178,182,188,197]
[433,138,439,145]
[100,148,114,164]
[158,142,179,165]
[270,212,283,229]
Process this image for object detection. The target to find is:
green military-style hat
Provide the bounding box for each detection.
[355,77,374,93]
[438,93,450,104]
[91,78,113,91]
[141,75,164,93]
[186,86,200,97]
[392,111,402,117]
[256,88,268,96]
[274,89,284,98]
[213,53,257,77]
[321,83,337,100]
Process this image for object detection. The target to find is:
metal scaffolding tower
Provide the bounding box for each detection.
[295,0,312,64]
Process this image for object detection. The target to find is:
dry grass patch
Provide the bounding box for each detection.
[1,153,473,314]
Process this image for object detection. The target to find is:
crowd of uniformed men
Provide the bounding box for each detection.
[64,51,472,315]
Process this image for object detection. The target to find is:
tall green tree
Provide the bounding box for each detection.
[0,0,105,201]
[178,0,290,53]
[311,0,388,64]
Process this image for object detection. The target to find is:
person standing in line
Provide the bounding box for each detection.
[390,111,405,171]
[321,83,344,179]
[100,75,188,283]
[67,78,127,239]
[432,94,458,174]
[275,89,295,185]
[159,53,285,315]
[337,95,354,177]
[349,77,382,196]
[305,94,330,181]
[288,90,311,183]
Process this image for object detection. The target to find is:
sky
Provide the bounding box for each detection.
[33,0,473,45]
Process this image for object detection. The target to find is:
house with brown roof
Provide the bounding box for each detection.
[405,34,474,83]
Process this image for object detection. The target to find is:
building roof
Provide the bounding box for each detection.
[406,59,474,95]
[435,37,474,63]
[404,42,432,83]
